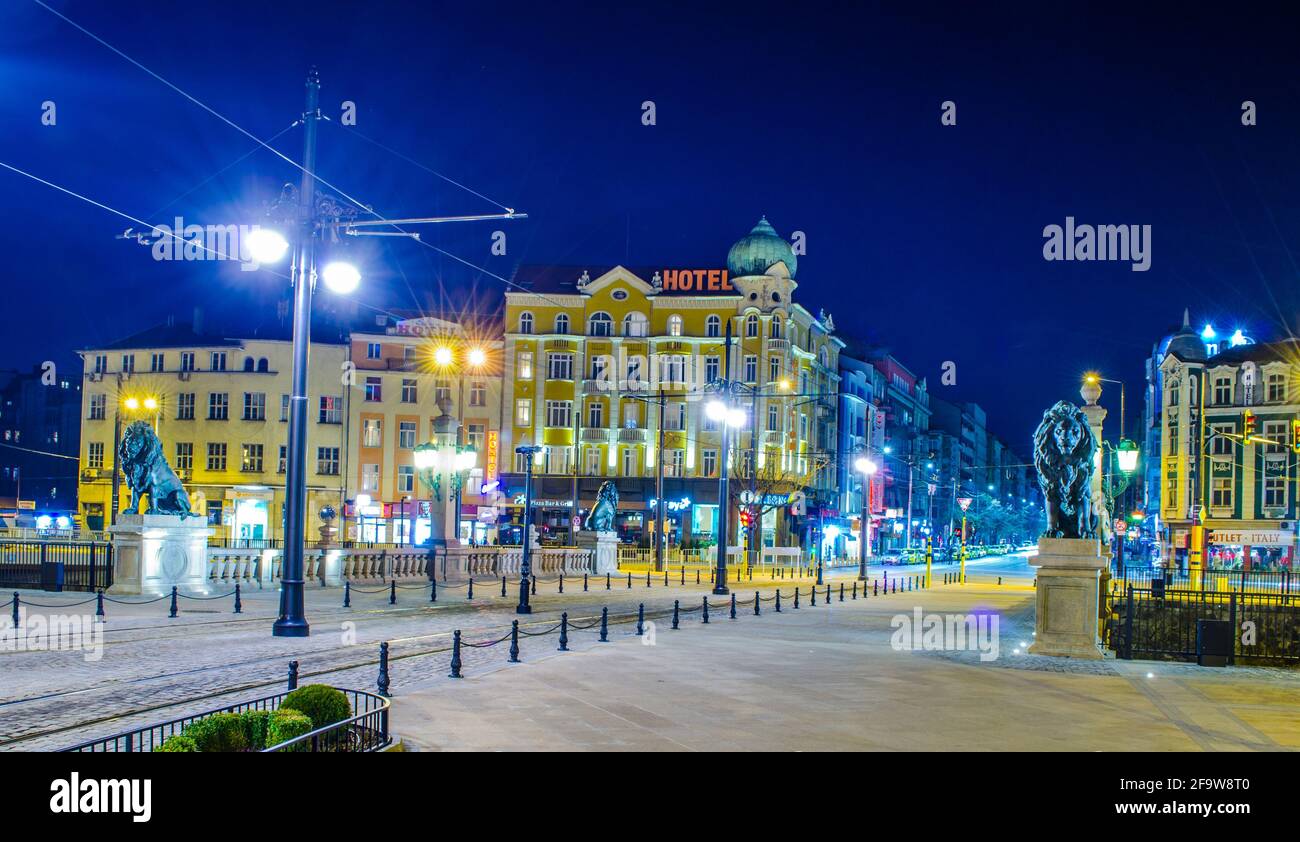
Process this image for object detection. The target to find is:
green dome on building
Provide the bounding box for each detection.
[727,216,797,279]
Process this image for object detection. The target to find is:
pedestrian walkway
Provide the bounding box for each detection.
[391,581,1300,751]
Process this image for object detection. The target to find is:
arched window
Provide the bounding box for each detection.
[771,319,782,339]
[555,313,570,334]
[257,358,269,372]
[745,314,759,338]
[243,357,255,372]
[667,314,683,337]
[623,312,648,337]
[519,312,534,335]
[818,346,829,368]
[706,315,721,338]
[588,312,613,337]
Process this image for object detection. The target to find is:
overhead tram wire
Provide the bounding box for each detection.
[34,0,574,312]
[144,122,298,221]
[0,160,288,279]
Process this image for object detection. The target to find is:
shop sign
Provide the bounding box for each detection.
[739,490,793,507]
[485,431,499,481]
[1208,529,1291,547]
[647,497,691,512]
[512,494,573,508]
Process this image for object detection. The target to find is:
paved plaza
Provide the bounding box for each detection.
[6,552,1296,752]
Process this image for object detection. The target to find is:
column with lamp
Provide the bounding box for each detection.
[702,321,752,595]
[110,393,160,526]
[854,455,878,581]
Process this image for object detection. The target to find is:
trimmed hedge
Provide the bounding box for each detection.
[266,709,314,749]
[280,685,350,731]
[240,709,272,750]
[182,712,248,753]
[153,734,198,752]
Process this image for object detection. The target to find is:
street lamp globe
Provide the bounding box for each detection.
[706,399,727,422]
[1116,438,1140,475]
[455,448,477,471]
[413,446,439,471]
[321,261,361,294]
[434,346,454,367]
[123,397,140,411]
[246,228,289,264]
[854,456,878,475]
[468,347,487,367]
[143,397,158,411]
[726,407,747,428]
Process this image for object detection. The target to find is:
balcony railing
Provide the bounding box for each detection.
[766,338,790,353]
[618,427,647,443]
[581,427,609,442]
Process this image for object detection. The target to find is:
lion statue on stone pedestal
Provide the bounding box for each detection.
[118,420,193,517]
[1032,401,1097,540]
[583,481,618,532]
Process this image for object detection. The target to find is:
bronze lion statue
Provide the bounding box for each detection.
[583,480,619,532]
[1032,401,1097,540]
[118,420,194,517]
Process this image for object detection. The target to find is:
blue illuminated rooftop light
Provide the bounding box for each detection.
[1201,324,1216,340]
[1230,329,1248,347]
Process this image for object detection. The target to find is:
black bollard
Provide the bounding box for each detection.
[627,572,632,589]
[810,584,817,607]
[96,589,105,619]
[431,577,438,602]
[509,620,520,663]
[606,572,611,590]
[344,581,351,607]
[599,607,609,642]
[646,570,651,588]
[775,590,782,612]
[287,660,299,691]
[501,575,507,597]
[532,575,537,596]
[468,578,474,600]
[377,642,390,697]
[754,591,761,616]
[449,630,463,678]
[998,576,1003,586]
[702,595,710,623]
[794,587,801,609]
[873,580,878,596]
[696,570,701,585]
[672,599,680,629]
[234,583,242,614]
[169,586,178,618]
[584,573,589,592]
[680,568,685,585]
[826,585,832,604]
[389,581,397,605]
[852,581,858,600]
[559,612,569,651]
[729,593,737,620]
[664,570,669,587]
[559,573,564,594]
[637,603,645,636]
[839,582,845,602]
[11,592,18,627]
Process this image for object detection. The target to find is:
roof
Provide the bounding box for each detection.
[86,322,242,352]
[1206,338,1300,367]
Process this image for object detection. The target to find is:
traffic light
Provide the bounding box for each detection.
[738,509,752,529]
[1243,409,1257,442]
[1292,419,1300,454]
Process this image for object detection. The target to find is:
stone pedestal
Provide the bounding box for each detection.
[1029,537,1107,659]
[575,530,619,574]
[108,514,214,596]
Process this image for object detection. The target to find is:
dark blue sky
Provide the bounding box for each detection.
[3,1,1299,449]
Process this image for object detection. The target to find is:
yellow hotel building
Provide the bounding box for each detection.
[499,218,843,548]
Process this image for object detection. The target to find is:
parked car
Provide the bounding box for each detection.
[880,549,906,565]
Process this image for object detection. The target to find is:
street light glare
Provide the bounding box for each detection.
[468,347,487,367]
[726,407,747,428]
[706,399,727,421]
[321,261,361,294]
[246,228,289,263]
[123,397,139,411]
[434,346,453,367]
[143,397,158,411]
[855,457,878,475]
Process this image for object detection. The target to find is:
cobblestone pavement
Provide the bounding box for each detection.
[2,567,885,751]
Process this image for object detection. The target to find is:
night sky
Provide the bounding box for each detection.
[3,1,1299,451]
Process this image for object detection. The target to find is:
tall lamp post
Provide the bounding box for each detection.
[702,322,751,595]
[432,344,488,543]
[515,445,543,613]
[854,456,878,581]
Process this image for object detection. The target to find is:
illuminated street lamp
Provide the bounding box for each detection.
[854,456,878,581]
[1116,438,1140,475]
[110,391,161,526]
[514,445,544,613]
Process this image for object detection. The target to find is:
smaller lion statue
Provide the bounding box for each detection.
[583,480,619,532]
[118,420,194,517]
[1033,401,1098,540]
